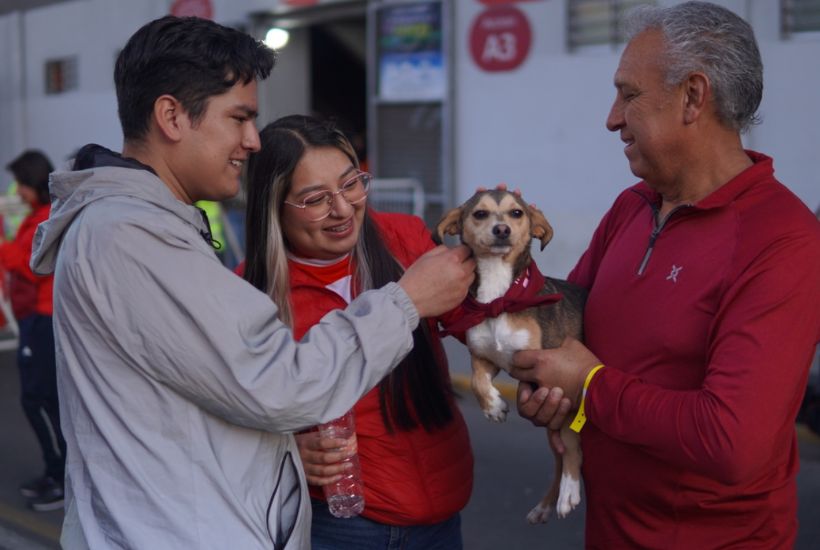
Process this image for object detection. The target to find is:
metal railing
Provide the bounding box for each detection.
[368,177,426,218]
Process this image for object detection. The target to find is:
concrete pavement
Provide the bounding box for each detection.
[0,348,61,549]
[2,342,819,549]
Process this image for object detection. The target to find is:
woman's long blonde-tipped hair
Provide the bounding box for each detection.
[265,176,294,327]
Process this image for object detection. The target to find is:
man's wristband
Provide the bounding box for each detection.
[569,364,605,433]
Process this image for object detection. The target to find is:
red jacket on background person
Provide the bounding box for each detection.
[0,203,53,318]
[288,211,473,525]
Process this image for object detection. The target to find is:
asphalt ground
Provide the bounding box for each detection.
[2,342,819,549]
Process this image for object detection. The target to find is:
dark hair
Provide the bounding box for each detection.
[115,16,276,142]
[6,150,54,205]
[245,115,455,433]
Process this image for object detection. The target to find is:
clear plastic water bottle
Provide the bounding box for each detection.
[317,410,365,518]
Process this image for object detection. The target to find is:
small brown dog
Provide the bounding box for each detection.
[436,189,587,523]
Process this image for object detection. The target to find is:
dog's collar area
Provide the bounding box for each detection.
[439,261,562,336]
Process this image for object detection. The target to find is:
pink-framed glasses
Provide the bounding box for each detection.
[284,171,372,221]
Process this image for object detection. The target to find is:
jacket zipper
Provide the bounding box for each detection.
[637,225,661,275]
[632,191,692,276]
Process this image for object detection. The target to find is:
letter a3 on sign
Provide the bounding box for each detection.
[469,5,532,72]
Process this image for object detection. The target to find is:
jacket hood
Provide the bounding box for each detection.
[30,144,210,275]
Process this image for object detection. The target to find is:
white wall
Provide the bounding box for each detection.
[257,26,312,127]
[0,12,26,178]
[454,0,820,278]
[11,0,170,165]
[750,40,820,207]
[455,0,632,277]
[3,0,313,167]
[0,0,817,270]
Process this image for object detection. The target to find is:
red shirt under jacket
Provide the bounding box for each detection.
[289,210,473,526]
[570,151,820,549]
[0,203,54,317]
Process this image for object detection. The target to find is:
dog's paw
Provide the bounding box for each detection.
[556,474,582,518]
[482,390,508,422]
[526,502,553,524]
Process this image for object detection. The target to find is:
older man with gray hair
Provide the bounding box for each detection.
[511,2,820,548]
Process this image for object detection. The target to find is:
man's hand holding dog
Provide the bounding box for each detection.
[399,244,475,318]
[511,338,601,426]
[517,384,571,430]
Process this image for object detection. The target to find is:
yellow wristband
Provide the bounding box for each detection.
[569,364,605,433]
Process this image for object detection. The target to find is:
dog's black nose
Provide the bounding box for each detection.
[492,224,511,239]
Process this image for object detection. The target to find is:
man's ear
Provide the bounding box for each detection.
[682,72,709,125]
[153,95,185,142]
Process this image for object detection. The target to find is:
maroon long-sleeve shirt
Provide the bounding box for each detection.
[571,151,820,549]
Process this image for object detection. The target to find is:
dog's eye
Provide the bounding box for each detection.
[510,209,524,218]
[473,210,489,220]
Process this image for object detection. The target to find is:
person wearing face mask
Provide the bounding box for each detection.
[242,114,473,550]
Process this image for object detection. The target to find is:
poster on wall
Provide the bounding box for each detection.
[378,2,445,101]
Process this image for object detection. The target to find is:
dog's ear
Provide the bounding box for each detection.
[433,207,464,244]
[528,204,554,250]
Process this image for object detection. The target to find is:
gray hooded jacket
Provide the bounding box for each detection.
[30,147,418,549]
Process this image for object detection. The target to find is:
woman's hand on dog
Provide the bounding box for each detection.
[295,431,357,486]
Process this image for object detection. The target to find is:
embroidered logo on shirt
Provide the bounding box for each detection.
[666,265,682,283]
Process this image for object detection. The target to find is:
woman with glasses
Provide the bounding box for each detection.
[243,115,473,549]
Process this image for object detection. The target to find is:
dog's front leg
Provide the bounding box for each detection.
[470,355,507,422]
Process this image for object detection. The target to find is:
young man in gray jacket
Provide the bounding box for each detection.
[30,16,474,550]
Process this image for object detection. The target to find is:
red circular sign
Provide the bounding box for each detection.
[469,6,532,72]
[170,0,213,19]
